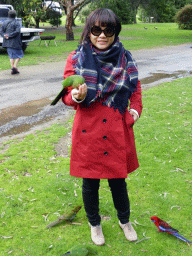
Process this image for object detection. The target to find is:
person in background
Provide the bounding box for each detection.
[0,10,23,75]
[62,8,143,246]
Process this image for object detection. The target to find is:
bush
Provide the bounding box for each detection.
[46,9,62,27]
[79,6,91,23]
[175,4,192,29]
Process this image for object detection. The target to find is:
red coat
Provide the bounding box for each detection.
[62,52,143,179]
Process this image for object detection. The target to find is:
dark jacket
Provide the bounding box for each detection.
[0,18,22,49]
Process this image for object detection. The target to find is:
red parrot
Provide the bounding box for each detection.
[150,216,192,243]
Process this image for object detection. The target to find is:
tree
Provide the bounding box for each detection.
[23,0,47,28]
[90,0,141,24]
[140,0,192,22]
[129,0,142,23]
[58,0,89,40]
[46,8,62,27]
[175,4,192,29]
[0,0,24,16]
[140,0,176,22]
[175,0,192,10]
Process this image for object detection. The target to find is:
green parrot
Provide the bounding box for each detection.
[46,205,81,228]
[61,245,97,255]
[51,75,85,105]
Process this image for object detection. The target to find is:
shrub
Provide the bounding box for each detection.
[175,4,192,29]
[46,9,62,27]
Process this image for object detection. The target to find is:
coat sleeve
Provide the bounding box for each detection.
[62,51,78,108]
[0,23,5,37]
[129,80,143,117]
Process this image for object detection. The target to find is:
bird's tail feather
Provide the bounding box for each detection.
[46,219,62,228]
[171,233,192,243]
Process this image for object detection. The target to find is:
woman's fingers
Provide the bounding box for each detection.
[73,83,87,100]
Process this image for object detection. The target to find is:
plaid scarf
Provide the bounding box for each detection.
[71,38,138,114]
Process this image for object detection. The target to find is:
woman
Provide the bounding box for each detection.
[62,8,142,246]
[0,10,23,74]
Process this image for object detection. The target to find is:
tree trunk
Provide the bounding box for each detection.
[65,22,74,40]
[65,1,74,40]
[35,19,40,28]
[58,0,86,41]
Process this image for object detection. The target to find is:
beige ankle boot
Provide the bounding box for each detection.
[90,224,105,246]
[119,221,138,241]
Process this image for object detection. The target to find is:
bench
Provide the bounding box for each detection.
[39,36,57,47]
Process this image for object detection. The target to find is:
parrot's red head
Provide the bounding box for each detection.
[150,216,162,231]
[150,216,160,223]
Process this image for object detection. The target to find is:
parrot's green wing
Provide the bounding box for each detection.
[51,75,85,105]
[62,245,88,255]
[46,205,81,228]
[62,245,97,256]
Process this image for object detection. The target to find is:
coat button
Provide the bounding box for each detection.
[104,151,108,155]
[82,130,86,133]
[103,136,107,139]
[103,119,107,123]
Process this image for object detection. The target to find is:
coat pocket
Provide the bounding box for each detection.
[125,111,135,128]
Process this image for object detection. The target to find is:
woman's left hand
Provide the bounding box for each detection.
[129,110,139,122]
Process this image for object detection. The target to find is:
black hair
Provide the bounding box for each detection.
[8,10,17,19]
[80,8,121,44]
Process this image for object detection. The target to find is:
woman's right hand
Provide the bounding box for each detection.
[72,83,87,101]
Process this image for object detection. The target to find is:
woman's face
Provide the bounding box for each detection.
[89,24,115,51]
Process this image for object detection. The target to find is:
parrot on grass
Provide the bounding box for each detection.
[46,205,81,228]
[150,216,192,243]
[61,245,97,255]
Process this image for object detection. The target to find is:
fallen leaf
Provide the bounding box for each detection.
[171,205,181,210]
[170,168,185,173]
[1,236,13,239]
[101,215,111,221]
[134,220,145,226]
[1,211,5,218]
[135,236,150,244]
[70,222,82,225]
[42,213,49,222]
[135,232,151,244]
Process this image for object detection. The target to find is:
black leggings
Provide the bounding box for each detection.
[82,178,130,226]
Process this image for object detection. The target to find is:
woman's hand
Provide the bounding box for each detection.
[129,110,139,122]
[73,83,87,101]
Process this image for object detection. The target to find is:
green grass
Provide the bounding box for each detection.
[121,23,192,50]
[0,77,191,255]
[0,22,191,70]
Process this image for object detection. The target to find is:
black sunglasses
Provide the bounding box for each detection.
[91,25,115,37]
